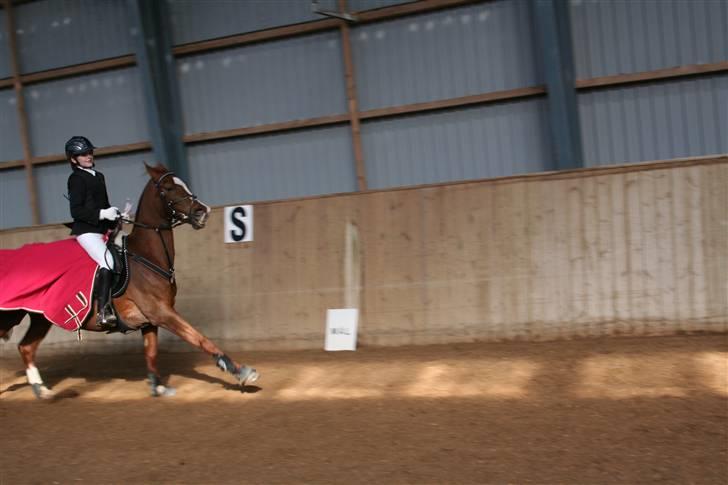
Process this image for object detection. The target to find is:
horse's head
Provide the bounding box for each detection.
[145,163,211,230]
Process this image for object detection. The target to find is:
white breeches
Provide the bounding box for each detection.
[76,233,114,270]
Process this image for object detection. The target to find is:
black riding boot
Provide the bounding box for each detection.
[96,268,117,330]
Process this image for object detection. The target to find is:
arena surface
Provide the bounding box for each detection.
[1,334,726,484]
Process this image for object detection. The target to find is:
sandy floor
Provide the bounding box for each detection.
[1,334,727,484]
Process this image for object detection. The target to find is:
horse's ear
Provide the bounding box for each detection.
[143,161,168,180]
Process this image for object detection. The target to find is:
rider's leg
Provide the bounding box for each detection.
[76,233,117,329]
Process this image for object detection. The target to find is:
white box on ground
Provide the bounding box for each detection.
[325,308,358,351]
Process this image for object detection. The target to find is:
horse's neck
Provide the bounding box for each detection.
[127,186,175,267]
[128,227,175,266]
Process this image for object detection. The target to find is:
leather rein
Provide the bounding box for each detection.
[120,172,200,284]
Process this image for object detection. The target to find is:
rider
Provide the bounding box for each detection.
[65,136,120,330]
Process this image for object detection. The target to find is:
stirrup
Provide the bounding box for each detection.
[97,307,117,331]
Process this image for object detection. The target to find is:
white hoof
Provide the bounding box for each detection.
[237,366,259,386]
[31,384,56,400]
[154,385,176,397]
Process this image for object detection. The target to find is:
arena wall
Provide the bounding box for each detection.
[1,158,726,357]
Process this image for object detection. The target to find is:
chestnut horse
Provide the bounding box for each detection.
[0,163,258,399]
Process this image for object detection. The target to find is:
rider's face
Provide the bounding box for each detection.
[74,152,94,168]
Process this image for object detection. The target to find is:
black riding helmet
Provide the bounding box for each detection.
[65,136,96,160]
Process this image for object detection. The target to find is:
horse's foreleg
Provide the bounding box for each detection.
[151,306,259,385]
[18,314,54,399]
[142,325,175,397]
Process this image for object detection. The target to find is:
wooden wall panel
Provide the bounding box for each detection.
[1,160,726,354]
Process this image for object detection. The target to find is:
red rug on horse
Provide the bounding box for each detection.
[0,238,97,331]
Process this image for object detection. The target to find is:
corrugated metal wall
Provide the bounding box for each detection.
[349,0,416,11]
[352,1,539,110]
[168,0,338,45]
[188,126,356,206]
[2,0,727,231]
[570,0,728,79]
[33,151,154,225]
[363,99,551,189]
[13,0,135,74]
[177,32,346,134]
[173,0,553,203]
[0,89,23,161]
[24,67,149,157]
[579,74,728,166]
[0,8,11,78]
[0,169,33,230]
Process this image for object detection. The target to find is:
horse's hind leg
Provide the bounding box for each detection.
[0,310,26,341]
[18,313,55,399]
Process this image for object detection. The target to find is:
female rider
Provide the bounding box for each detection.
[65,135,120,330]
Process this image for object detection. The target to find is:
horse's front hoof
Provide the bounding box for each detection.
[235,366,259,386]
[148,373,176,397]
[151,384,177,397]
[31,384,56,400]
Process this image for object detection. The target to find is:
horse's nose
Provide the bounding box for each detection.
[194,208,208,226]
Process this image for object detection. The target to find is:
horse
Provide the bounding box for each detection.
[0,162,258,399]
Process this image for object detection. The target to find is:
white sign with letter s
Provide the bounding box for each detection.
[224,205,253,243]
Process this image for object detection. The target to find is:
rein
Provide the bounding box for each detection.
[121,218,176,283]
[119,171,198,284]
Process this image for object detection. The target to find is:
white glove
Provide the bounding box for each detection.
[99,207,121,221]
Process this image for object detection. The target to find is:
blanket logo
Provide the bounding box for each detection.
[64,292,89,329]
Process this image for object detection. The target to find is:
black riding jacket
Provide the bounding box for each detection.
[67,165,115,236]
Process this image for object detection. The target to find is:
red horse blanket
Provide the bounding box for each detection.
[0,238,97,331]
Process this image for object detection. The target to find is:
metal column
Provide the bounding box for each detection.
[127,0,189,181]
[532,0,583,170]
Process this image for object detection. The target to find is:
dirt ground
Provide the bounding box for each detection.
[1,334,727,484]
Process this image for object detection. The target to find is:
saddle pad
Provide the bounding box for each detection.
[0,238,97,330]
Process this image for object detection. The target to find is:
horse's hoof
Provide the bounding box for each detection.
[151,385,176,397]
[148,373,176,397]
[31,384,55,400]
[235,366,259,386]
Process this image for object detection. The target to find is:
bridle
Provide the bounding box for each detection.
[154,171,201,229]
[119,171,203,284]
